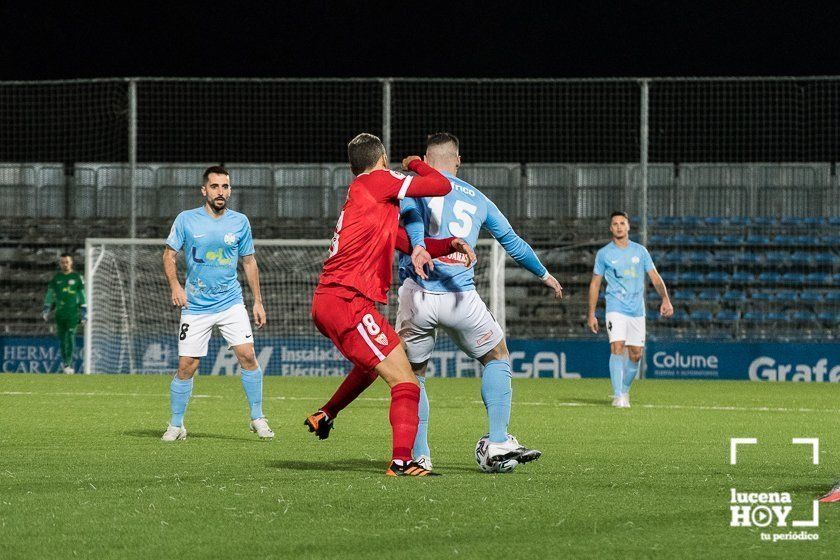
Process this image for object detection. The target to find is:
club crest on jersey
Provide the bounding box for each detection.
[224,233,236,246]
[389,170,406,180]
[68,279,75,285]
[375,333,388,346]
[632,256,640,264]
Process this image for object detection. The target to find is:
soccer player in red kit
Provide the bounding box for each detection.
[310,133,465,477]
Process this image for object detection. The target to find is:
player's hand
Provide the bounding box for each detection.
[41,306,50,322]
[402,156,421,170]
[588,314,599,334]
[450,238,476,268]
[543,274,563,299]
[660,299,674,319]
[410,245,434,280]
[253,301,266,329]
[171,285,188,308]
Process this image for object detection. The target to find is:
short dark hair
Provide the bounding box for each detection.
[610,211,630,222]
[203,165,229,184]
[347,133,386,175]
[60,252,73,259]
[426,132,459,151]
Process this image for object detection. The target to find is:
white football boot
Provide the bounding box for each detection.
[486,434,542,470]
[249,418,275,440]
[611,395,623,407]
[161,424,187,441]
[414,455,433,471]
[619,393,631,408]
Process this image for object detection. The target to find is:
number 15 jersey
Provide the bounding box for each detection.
[398,172,512,292]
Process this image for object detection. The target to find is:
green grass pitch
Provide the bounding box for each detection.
[1,373,838,559]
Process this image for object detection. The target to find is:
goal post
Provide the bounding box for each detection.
[84,238,502,375]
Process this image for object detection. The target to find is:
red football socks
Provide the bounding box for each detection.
[321,365,378,419]
[389,382,421,462]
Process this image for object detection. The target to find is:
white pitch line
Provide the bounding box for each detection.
[0,391,220,399]
[0,391,834,414]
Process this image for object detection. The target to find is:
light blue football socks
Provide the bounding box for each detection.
[412,375,431,459]
[240,366,264,420]
[169,376,194,427]
[623,357,640,394]
[609,354,624,397]
[482,359,512,443]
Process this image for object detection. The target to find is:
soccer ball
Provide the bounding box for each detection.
[475,434,517,473]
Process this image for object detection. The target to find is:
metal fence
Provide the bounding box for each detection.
[1,77,838,341]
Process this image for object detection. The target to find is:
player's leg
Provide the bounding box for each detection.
[163,313,212,441]
[55,314,75,373]
[395,282,438,466]
[410,360,432,467]
[310,292,435,476]
[444,290,541,470]
[606,312,628,404]
[219,304,273,439]
[306,364,378,438]
[621,316,645,405]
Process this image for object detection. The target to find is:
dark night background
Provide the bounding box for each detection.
[2,1,839,80]
[2,1,839,163]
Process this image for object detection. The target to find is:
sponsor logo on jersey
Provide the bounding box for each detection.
[437,252,471,266]
[452,183,475,196]
[375,333,388,346]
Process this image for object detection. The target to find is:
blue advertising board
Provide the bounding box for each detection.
[2,336,837,382]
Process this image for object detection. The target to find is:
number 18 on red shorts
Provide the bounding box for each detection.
[311,290,401,370]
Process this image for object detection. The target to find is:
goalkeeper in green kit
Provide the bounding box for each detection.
[42,253,86,374]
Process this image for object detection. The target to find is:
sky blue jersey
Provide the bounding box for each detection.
[399,171,547,292]
[593,241,655,317]
[166,207,255,315]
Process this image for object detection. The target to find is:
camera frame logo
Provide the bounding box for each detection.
[728,437,820,543]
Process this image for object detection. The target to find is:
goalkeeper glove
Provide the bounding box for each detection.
[41,306,50,322]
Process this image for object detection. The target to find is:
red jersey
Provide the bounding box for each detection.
[317,160,451,303]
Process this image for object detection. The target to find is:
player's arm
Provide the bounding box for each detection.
[647,269,673,318]
[238,219,265,328]
[42,278,55,321]
[76,274,87,324]
[241,254,266,329]
[398,157,452,198]
[484,199,562,298]
[587,274,603,333]
[163,245,187,308]
[394,227,476,280]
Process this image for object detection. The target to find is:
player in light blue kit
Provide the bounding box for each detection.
[587,211,673,408]
[161,165,273,441]
[398,133,563,472]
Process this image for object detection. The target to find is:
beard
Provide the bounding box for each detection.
[207,197,227,213]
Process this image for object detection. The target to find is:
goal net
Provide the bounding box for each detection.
[84,239,503,376]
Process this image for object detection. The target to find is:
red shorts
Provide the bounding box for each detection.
[311,289,401,371]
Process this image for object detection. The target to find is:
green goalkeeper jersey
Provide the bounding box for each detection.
[45,272,86,318]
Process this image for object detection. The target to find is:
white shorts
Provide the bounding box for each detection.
[395,279,504,363]
[178,303,253,357]
[605,311,645,347]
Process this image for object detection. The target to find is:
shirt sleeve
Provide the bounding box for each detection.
[483,197,513,239]
[495,230,548,279]
[400,197,426,249]
[165,213,185,251]
[76,274,86,305]
[239,217,255,256]
[44,277,56,307]
[593,250,606,276]
[642,246,655,272]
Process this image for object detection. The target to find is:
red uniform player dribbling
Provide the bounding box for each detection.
[310,133,472,476]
